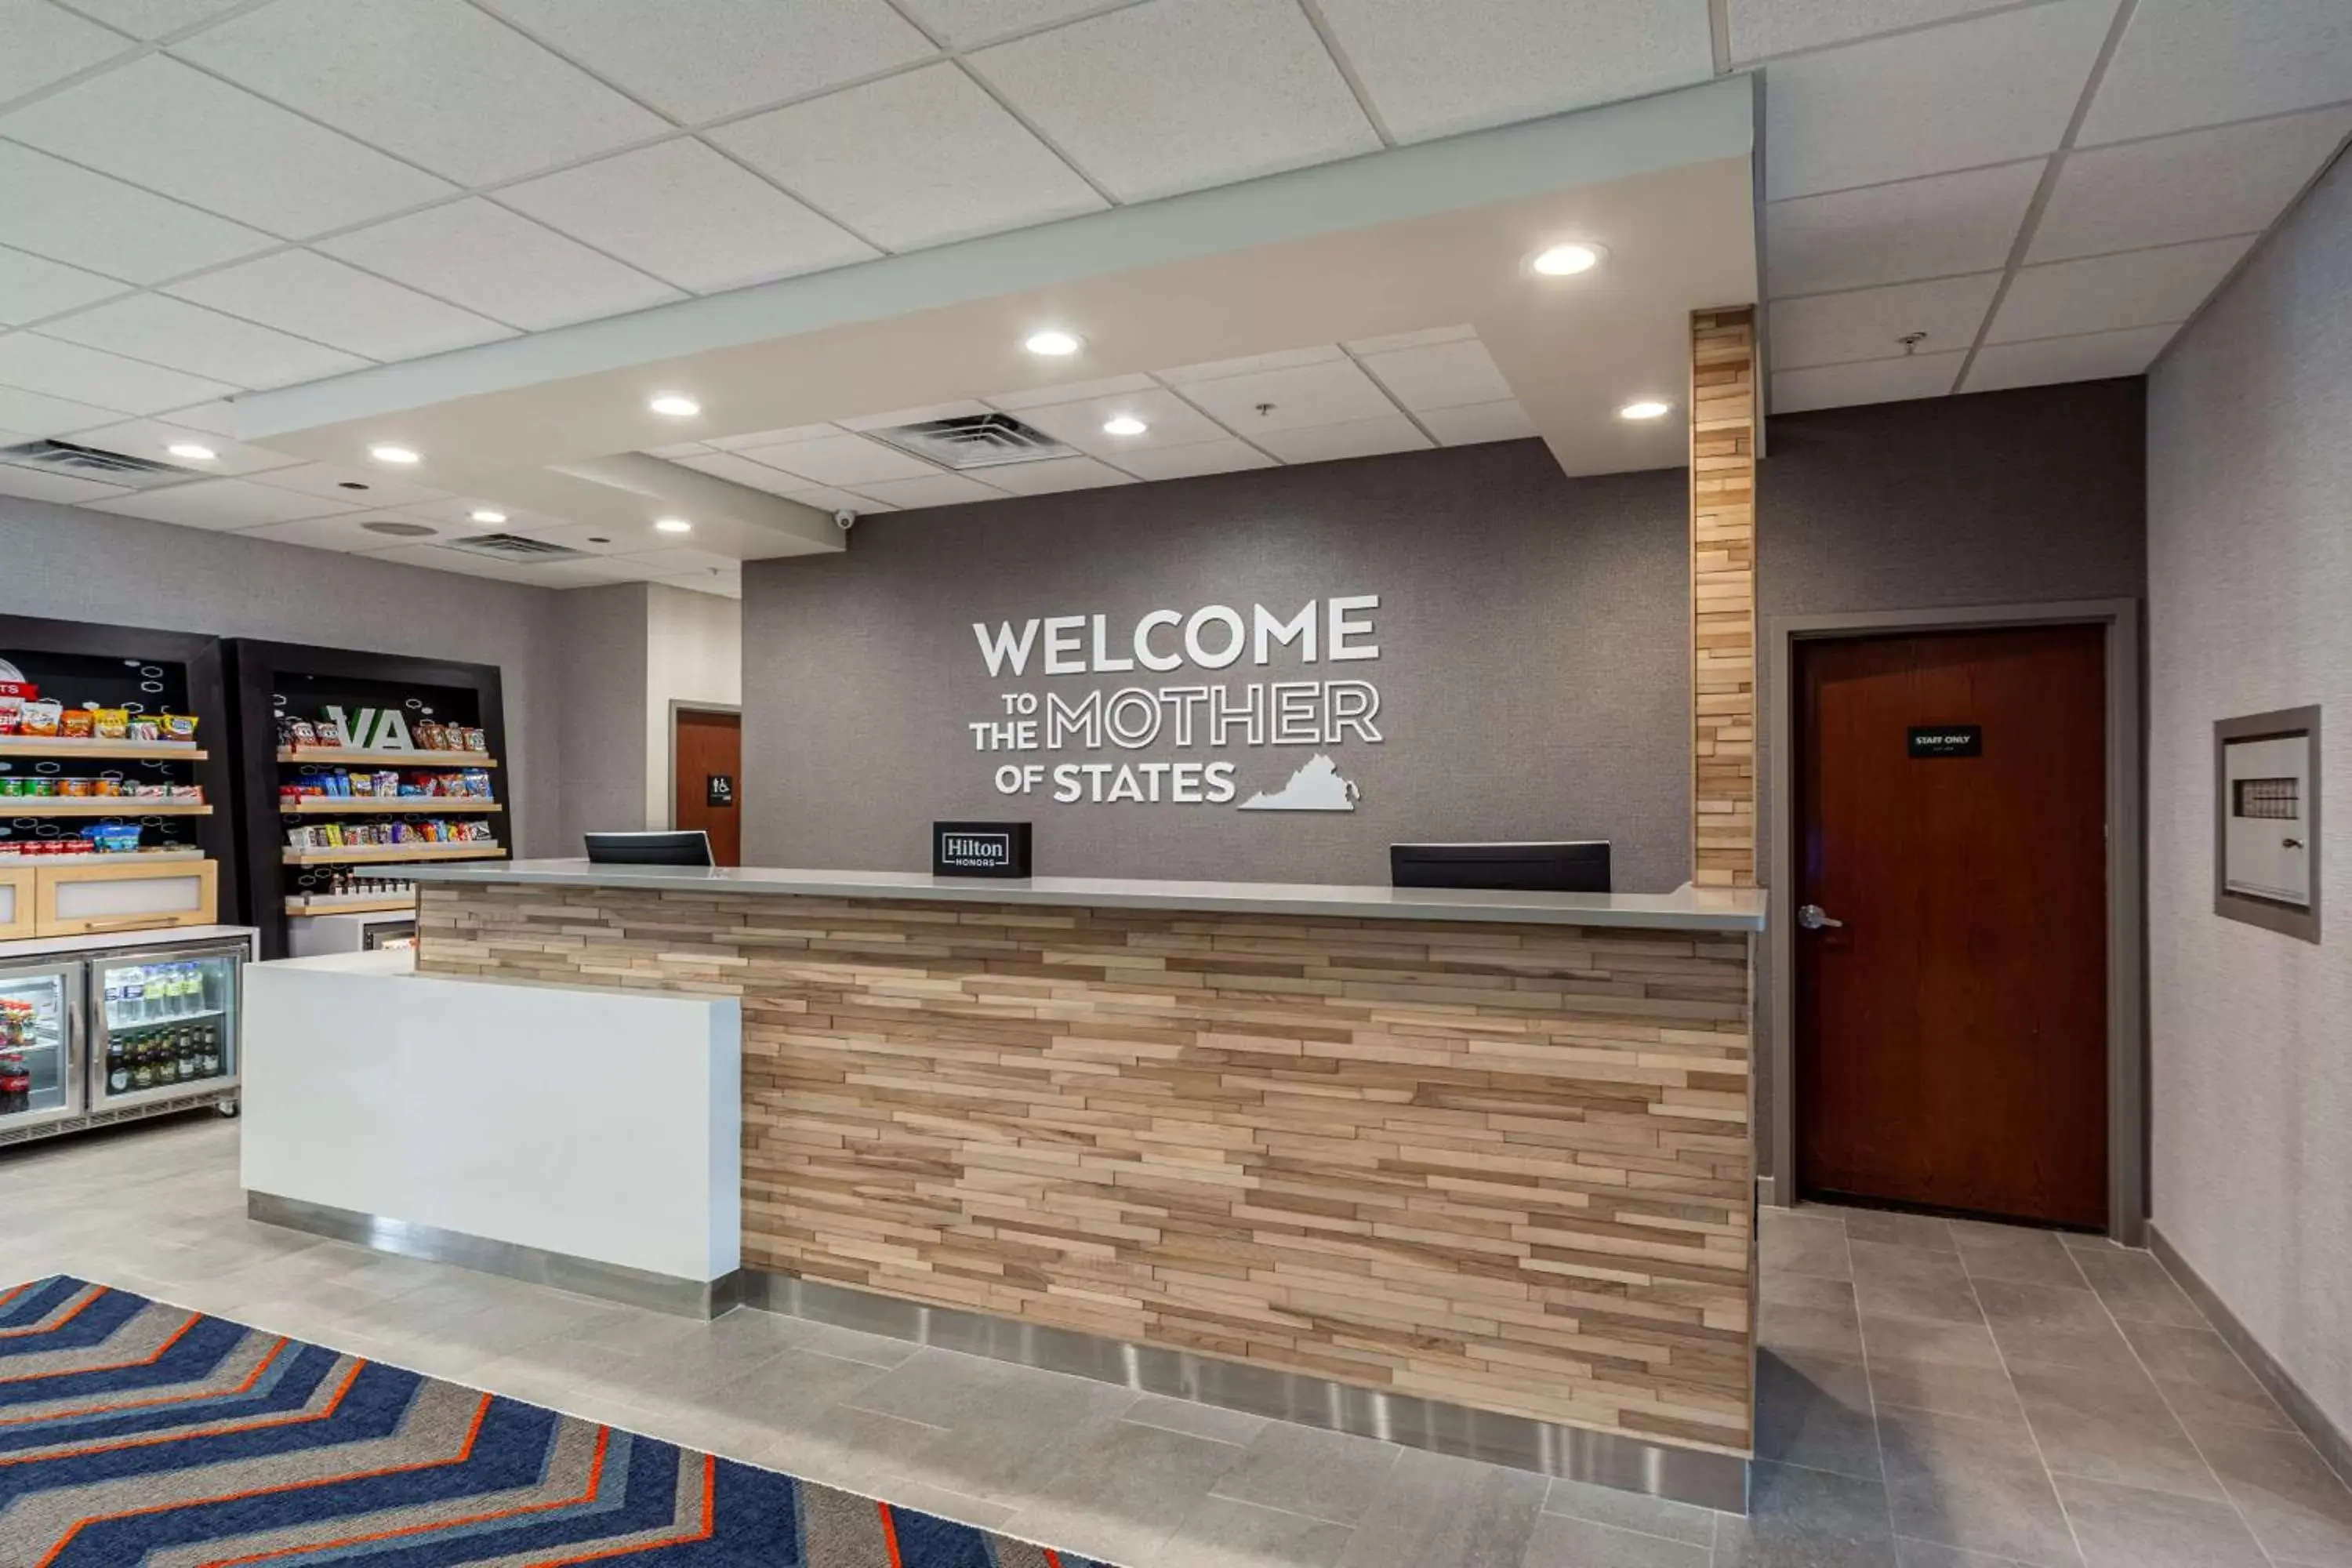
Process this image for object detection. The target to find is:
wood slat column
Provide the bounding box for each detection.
[1690,307,1758,888]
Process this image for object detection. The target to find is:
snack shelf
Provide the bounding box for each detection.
[281,844,503,866]
[0,739,207,761]
[285,895,416,916]
[0,802,211,817]
[278,749,497,768]
[281,799,499,815]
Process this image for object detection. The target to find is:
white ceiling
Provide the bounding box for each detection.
[0,0,2347,576]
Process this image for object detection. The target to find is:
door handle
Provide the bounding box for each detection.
[1798,903,1844,931]
[2284,838,2305,849]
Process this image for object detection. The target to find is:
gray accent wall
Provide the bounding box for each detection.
[551,582,652,855]
[0,495,569,858]
[744,441,1695,889]
[2147,147,2352,1443]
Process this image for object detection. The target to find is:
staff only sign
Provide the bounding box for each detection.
[967,594,1383,811]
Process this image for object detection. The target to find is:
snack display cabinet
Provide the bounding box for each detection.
[0,959,82,1138]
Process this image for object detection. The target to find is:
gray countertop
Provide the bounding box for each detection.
[405,860,1765,931]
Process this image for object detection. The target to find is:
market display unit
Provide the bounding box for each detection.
[227,641,510,959]
[0,615,237,937]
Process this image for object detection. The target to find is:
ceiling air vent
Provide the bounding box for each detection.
[444,532,588,562]
[865,412,1076,470]
[0,439,203,490]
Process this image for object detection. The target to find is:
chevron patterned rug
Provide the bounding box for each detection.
[0,1276,1123,1566]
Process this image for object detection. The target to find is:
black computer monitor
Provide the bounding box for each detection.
[1389,840,1611,894]
[583,829,714,867]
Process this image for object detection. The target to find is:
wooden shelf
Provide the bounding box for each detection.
[278,749,496,768]
[285,895,416,916]
[282,843,503,866]
[0,738,206,761]
[281,799,499,815]
[0,800,210,817]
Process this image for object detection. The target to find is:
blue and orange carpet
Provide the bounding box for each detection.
[0,1276,1121,1566]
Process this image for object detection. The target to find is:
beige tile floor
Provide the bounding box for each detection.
[4,1115,2348,1567]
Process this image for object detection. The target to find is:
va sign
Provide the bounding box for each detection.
[967,596,1384,811]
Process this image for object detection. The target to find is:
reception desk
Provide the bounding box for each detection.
[289,861,1764,1506]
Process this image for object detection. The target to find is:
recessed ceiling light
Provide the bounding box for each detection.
[368,444,421,465]
[1530,242,1604,277]
[1102,414,1148,437]
[648,393,701,418]
[655,517,693,534]
[469,509,507,524]
[165,442,216,462]
[1618,399,1673,420]
[1024,328,1083,358]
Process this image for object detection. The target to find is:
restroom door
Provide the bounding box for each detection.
[672,707,741,867]
[1794,625,2107,1228]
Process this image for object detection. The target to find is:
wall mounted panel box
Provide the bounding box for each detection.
[933,822,1032,878]
[2216,706,2321,942]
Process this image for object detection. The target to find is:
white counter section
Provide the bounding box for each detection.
[241,949,740,1288]
[408,860,1767,931]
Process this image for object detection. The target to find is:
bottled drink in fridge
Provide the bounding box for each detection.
[121,966,143,1025]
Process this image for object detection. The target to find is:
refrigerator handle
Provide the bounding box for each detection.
[65,962,89,1117]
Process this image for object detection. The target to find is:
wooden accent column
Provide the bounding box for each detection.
[1690,307,1758,888]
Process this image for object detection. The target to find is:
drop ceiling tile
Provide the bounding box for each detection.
[658,569,741,601]
[736,433,938,486]
[50,0,242,38]
[2028,107,2352,262]
[1769,273,2002,368]
[971,455,1131,495]
[2081,0,2352,145]
[387,495,573,532]
[706,423,843,450]
[1171,358,1400,433]
[646,441,713,459]
[148,398,238,436]
[231,513,412,551]
[249,462,448,510]
[0,463,128,505]
[1766,160,2045,294]
[477,0,934,124]
[40,294,370,388]
[0,332,234,413]
[0,384,127,434]
[848,473,1008,510]
[839,400,996,431]
[1417,399,1539,445]
[1338,325,1474,355]
[1311,0,1712,143]
[673,450,822,498]
[354,543,553,584]
[87,475,365,528]
[966,0,1380,201]
[1156,346,1342,384]
[1729,0,2024,62]
[318,200,684,332]
[1988,235,2253,344]
[0,244,125,326]
[67,416,301,477]
[1253,415,1430,464]
[1354,338,1515,412]
[985,373,1158,411]
[165,251,516,362]
[0,143,273,284]
[1764,0,2118,199]
[474,522,636,557]
[178,0,669,185]
[1105,437,1276,481]
[0,0,132,102]
[891,0,1113,49]
[1962,324,2176,391]
[499,140,877,295]
[0,56,458,235]
[780,483,897,514]
[711,63,1105,252]
[1773,350,1965,412]
[609,545,744,575]
[1007,387,1231,457]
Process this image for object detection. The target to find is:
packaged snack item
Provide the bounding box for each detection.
[288,719,317,750]
[19,700,60,737]
[92,708,129,740]
[160,713,198,743]
[314,717,345,748]
[60,708,95,739]
[0,696,20,735]
[462,727,486,753]
[60,778,93,797]
[349,770,374,797]
[129,715,162,742]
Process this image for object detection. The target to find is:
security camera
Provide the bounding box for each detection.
[834,508,858,531]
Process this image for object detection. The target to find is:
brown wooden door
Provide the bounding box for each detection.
[672,708,741,867]
[1795,625,2108,1229]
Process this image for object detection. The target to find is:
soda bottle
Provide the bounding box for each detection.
[122,966,144,1025]
[107,1033,127,1094]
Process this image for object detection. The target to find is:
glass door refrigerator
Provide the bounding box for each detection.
[0,958,83,1142]
[85,940,243,1114]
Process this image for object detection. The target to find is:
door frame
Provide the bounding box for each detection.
[1762,599,2145,1243]
[662,700,742,832]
